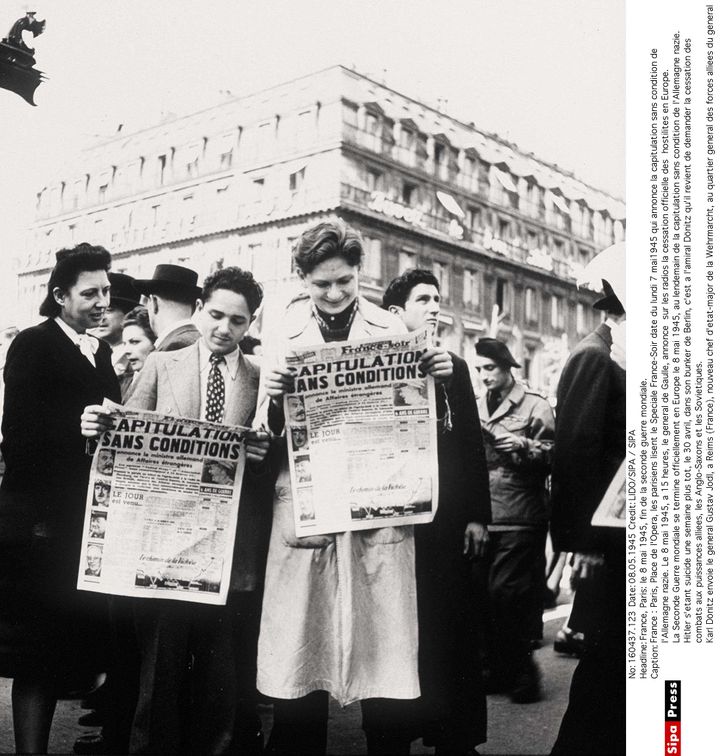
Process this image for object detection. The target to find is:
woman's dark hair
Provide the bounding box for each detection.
[39,243,112,317]
[292,219,363,275]
[201,267,264,314]
[122,305,156,343]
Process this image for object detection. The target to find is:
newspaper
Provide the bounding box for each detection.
[282,327,438,536]
[627,3,718,751]
[77,402,248,605]
[591,461,626,529]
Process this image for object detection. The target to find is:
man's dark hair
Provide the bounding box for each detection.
[200,267,264,314]
[39,243,112,317]
[382,268,440,310]
[293,218,363,275]
[122,306,156,343]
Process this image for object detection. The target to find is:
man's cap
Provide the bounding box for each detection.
[133,264,201,299]
[474,337,521,369]
[592,279,625,314]
[108,273,141,313]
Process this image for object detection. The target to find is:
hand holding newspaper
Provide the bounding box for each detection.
[282,327,439,537]
[78,400,250,605]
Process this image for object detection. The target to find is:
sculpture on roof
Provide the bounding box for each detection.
[0,10,47,105]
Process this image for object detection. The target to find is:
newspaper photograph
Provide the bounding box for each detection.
[77,402,248,605]
[283,327,438,536]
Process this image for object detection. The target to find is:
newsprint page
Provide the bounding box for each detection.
[627,3,718,753]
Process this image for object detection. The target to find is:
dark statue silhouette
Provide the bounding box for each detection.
[0,11,47,105]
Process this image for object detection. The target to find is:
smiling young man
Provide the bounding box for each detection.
[82,267,272,755]
[381,268,492,754]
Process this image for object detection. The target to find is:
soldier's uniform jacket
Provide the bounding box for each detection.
[477,380,554,528]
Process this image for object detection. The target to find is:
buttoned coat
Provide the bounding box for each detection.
[127,341,271,591]
[477,380,554,527]
[255,296,421,706]
[0,318,120,679]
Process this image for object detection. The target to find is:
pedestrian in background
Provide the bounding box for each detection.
[475,337,554,704]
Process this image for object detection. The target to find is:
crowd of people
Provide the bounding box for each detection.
[0,219,626,755]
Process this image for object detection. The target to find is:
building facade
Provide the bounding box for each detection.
[21,65,625,396]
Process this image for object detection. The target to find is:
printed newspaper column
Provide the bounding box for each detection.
[77,402,249,605]
[628,2,717,752]
[282,327,438,536]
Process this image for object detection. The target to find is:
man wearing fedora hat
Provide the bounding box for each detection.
[550,279,626,755]
[133,264,201,352]
[88,273,142,396]
[475,337,554,704]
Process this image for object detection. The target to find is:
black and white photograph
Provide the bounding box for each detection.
[88,511,108,540]
[95,448,116,477]
[92,480,112,509]
[200,459,237,487]
[0,1,646,754]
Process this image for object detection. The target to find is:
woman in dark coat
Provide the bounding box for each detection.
[0,244,121,753]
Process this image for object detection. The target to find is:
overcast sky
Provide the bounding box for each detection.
[0,0,624,326]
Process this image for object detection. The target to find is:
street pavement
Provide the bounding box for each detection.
[0,600,578,755]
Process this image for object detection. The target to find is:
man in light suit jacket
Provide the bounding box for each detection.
[133,264,201,352]
[83,267,272,755]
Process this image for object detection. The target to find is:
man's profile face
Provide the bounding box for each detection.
[196,289,253,354]
[394,283,441,333]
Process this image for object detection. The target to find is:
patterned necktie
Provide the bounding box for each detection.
[206,353,225,423]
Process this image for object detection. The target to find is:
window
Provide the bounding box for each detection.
[98,183,108,203]
[151,204,161,227]
[183,194,196,228]
[365,238,383,281]
[289,167,305,192]
[367,168,383,192]
[463,270,479,307]
[526,229,538,249]
[252,178,265,202]
[402,181,417,205]
[498,218,511,240]
[432,261,449,299]
[467,206,481,229]
[157,155,167,186]
[495,278,507,312]
[398,249,416,273]
[576,302,590,334]
[434,142,445,163]
[524,287,538,323]
[551,295,566,329]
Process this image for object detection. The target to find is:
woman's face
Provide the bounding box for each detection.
[301,257,359,315]
[123,325,155,372]
[55,270,111,333]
